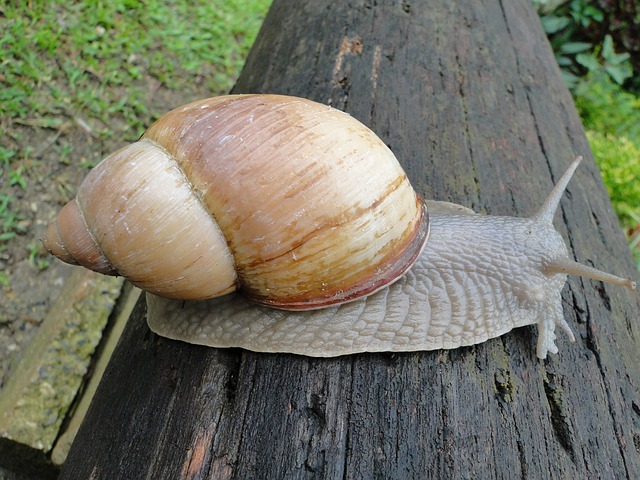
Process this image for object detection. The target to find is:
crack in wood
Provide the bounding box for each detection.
[542,371,576,463]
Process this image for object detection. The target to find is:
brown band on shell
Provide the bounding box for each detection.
[248,196,429,310]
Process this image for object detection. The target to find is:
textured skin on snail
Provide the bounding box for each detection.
[45,95,636,359]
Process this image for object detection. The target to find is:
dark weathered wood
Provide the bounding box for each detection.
[60,0,640,478]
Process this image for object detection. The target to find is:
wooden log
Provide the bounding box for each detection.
[60,0,640,478]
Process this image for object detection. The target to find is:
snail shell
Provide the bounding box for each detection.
[44,95,429,310]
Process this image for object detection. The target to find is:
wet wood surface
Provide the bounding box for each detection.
[60,0,640,478]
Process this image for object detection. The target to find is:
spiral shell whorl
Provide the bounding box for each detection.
[44,94,428,308]
[43,199,115,275]
[45,140,238,299]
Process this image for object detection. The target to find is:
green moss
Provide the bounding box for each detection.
[0,273,124,452]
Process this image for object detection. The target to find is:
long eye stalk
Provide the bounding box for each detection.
[543,257,636,290]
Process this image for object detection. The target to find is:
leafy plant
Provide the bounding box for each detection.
[0,0,272,161]
[8,167,27,189]
[574,70,640,139]
[576,35,633,85]
[536,2,640,269]
[582,106,640,269]
[537,0,634,88]
[0,147,16,166]
[27,241,50,271]
[0,193,25,243]
[575,71,640,266]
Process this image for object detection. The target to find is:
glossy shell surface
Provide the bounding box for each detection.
[45,95,428,309]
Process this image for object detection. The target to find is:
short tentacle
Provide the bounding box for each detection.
[536,297,575,359]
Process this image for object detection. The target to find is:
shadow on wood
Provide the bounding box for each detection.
[60,0,640,478]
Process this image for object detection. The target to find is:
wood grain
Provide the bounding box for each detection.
[60,0,640,478]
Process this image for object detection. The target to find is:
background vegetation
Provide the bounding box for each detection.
[535,0,640,268]
[0,0,638,292]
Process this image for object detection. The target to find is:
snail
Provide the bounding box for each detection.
[44,94,636,359]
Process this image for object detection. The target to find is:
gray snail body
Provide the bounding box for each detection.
[44,94,636,359]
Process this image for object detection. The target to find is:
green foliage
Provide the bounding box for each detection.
[8,167,27,190]
[0,194,25,245]
[575,35,632,86]
[535,2,640,268]
[574,71,640,139]
[536,0,634,89]
[27,241,51,271]
[0,0,271,133]
[586,130,640,231]
[575,72,640,267]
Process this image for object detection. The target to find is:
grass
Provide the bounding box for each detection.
[0,0,272,281]
[1,0,271,134]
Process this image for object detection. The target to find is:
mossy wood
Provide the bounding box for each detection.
[60,0,640,478]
